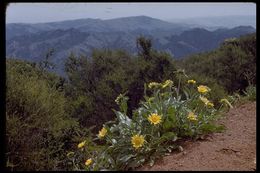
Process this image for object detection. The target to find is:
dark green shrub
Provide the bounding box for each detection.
[6,59,89,171]
[177,33,256,94]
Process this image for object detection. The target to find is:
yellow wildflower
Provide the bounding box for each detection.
[187,79,196,84]
[162,80,173,88]
[200,96,214,107]
[98,127,107,138]
[187,112,197,121]
[197,85,210,94]
[131,134,145,149]
[148,82,161,89]
[77,140,86,149]
[148,113,162,125]
[85,158,92,166]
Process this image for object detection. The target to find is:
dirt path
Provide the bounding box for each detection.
[138,101,256,171]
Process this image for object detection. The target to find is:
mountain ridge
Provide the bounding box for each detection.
[6,15,256,75]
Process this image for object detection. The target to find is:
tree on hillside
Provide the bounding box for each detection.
[39,48,56,71]
[64,37,177,130]
[177,33,256,94]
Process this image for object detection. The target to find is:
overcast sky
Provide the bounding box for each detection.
[6,2,256,24]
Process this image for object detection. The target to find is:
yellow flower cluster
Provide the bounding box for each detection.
[187,79,196,84]
[98,127,107,138]
[197,85,210,94]
[200,96,214,107]
[78,140,86,149]
[85,158,92,166]
[162,80,173,88]
[148,113,162,125]
[131,134,145,149]
[187,112,197,121]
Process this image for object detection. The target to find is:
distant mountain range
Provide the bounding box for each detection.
[6,15,256,74]
[167,15,256,30]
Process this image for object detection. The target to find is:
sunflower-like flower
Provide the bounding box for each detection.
[98,127,107,138]
[148,82,161,89]
[131,134,145,149]
[187,112,198,121]
[148,113,162,125]
[85,158,92,166]
[187,79,196,84]
[77,140,86,149]
[162,80,173,88]
[197,85,210,94]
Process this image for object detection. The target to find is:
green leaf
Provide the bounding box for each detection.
[128,159,143,169]
[111,139,117,144]
[149,159,155,167]
[119,154,134,163]
[155,132,177,144]
[161,132,177,140]
[167,106,176,119]
[162,118,173,130]
[114,111,132,127]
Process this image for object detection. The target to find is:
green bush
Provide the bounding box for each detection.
[6,59,89,171]
[177,33,256,94]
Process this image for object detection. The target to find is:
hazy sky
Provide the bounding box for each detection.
[6,2,256,24]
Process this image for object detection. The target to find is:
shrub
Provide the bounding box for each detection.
[6,59,88,170]
[177,33,256,94]
[242,85,256,102]
[68,74,229,171]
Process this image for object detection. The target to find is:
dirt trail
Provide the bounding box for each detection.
[138,102,256,171]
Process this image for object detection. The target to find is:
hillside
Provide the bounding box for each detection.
[6,16,189,39]
[153,26,255,57]
[6,27,256,171]
[6,16,255,74]
[167,15,256,30]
